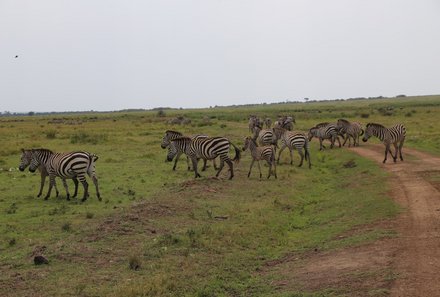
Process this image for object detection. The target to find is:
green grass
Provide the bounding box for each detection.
[0,95,439,296]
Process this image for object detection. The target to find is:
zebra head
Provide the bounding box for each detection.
[166,142,178,162]
[308,127,318,141]
[161,130,182,149]
[28,150,42,173]
[242,136,254,151]
[19,149,32,172]
[362,123,374,142]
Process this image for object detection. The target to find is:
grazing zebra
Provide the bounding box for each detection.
[161,130,217,171]
[167,136,241,179]
[362,123,406,163]
[264,118,272,129]
[19,149,100,201]
[242,137,277,179]
[308,124,340,150]
[337,119,364,147]
[252,126,277,146]
[19,149,79,198]
[272,127,311,168]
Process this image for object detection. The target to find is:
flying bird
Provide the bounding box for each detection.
[15,55,18,58]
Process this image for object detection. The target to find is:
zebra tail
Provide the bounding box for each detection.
[230,142,241,164]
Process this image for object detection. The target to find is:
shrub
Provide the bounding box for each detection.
[129,255,141,270]
[85,212,94,219]
[70,132,108,144]
[157,109,166,117]
[360,113,370,119]
[45,130,57,139]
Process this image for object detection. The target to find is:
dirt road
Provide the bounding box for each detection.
[350,144,440,297]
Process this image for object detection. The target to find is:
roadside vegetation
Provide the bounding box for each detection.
[0,95,439,296]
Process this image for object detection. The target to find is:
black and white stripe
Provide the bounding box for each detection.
[308,124,341,150]
[337,119,364,147]
[272,127,311,168]
[161,130,183,149]
[19,148,79,198]
[252,126,277,146]
[19,149,100,201]
[362,123,406,163]
[168,136,241,179]
[242,137,277,179]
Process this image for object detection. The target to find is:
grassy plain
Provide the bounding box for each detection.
[0,95,439,296]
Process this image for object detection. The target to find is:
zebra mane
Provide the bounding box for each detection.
[165,130,182,135]
[32,148,54,154]
[172,136,191,142]
[366,123,385,129]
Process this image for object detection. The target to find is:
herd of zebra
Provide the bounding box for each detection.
[16,116,406,202]
[161,116,407,181]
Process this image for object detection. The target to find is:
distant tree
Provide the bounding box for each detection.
[157,109,166,117]
[396,94,406,98]
[28,111,35,116]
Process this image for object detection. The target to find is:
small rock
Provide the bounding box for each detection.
[34,255,49,265]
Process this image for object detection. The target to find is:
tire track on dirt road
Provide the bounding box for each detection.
[350,144,440,297]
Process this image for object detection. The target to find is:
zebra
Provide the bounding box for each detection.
[264,118,272,129]
[161,130,217,171]
[308,124,340,150]
[242,137,277,179]
[272,127,311,168]
[19,148,79,198]
[248,116,262,133]
[274,116,295,131]
[19,149,101,201]
[337,119,364,147]
[252,126,277,146]
[362,123,406,163]
[167,136,241,179]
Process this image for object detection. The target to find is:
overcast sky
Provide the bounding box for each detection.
[1,0,439,112]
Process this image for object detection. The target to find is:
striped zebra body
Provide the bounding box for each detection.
[168,136,241,179]
[337,119,364,147]
[166,135,217,171]
[252,126,276,146]
[242,137,277,179]
[19,149,79,198]
[272,127,311,168]
[362,123,406,163]
[20,149,100,201]
[308,124,341,150]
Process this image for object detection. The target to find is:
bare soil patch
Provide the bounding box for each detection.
[261,144,440,296]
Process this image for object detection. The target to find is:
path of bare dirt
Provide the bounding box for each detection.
[261,144,440,296]
[350,144,440,297]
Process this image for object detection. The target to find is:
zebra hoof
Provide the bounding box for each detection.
[81,198,87,202]
[37,194,41,198]
[44,196,49,201]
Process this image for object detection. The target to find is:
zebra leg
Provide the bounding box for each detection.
[337,136,341,148]
[399,139,405,161]
[289,147,294,165]
[215,159,225,178]
[383,144,390,163]
[266,160,272,179]
[248,159,255,178]
[173,152,182,171]
[191,157,201,178]
[226,159,234,180]
[257,160,262,179]
[44,175,56,200]
[342,135,348,146]
[72,178,79,198]
[273,159,277,179]
[61,178,71,200]
[202,158,208,171]
[38,171,46,197]
[319,138,323,151]
[297,148,304,167]
[91,175,101,201]
[392,143,398,162]
[213,158,218,170]
[186,155,191,171]
[80,177,89,202]
[277,144,287,164]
